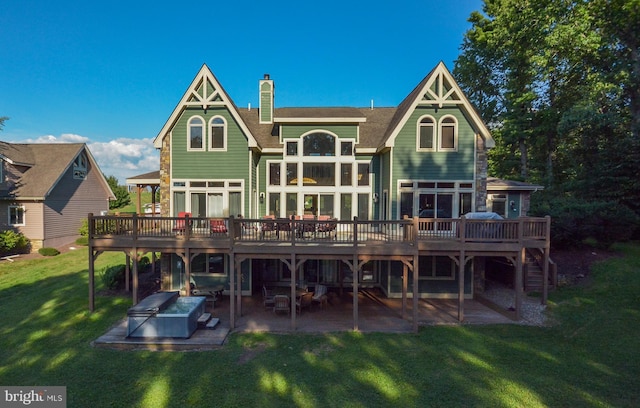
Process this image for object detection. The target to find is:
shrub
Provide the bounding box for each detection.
[138,255,150,270]
[38,247,60,256]
[100,265,126,290]
[75,236,89,246]
[78,219,88,237]
[0,230,30,254]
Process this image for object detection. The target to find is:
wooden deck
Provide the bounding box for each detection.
[88,214,552,330]
[88,214,550,255]
[92,289,516,351]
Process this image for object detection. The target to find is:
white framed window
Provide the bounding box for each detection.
[438,115,458,151]
[187,116,205,151]
[73,153,87,179]
[171,179,243,218]
[9,205,25,226]
[209,116,226,151]
[417,115,436,151]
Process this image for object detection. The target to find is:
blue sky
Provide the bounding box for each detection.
[0,0,483,183]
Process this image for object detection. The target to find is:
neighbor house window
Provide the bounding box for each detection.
[417,116,435,151]
[9,205,25,226]
[209,116,226,150]
[439,116,458,151]
[188,116,205,151]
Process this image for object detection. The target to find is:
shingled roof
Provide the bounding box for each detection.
[0,142,110,199]
[155,62,492,152]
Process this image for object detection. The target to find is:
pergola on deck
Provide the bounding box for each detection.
[88,215,552,332]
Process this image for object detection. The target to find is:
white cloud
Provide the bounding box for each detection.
[20,134,159,184]
[88,138,159,183]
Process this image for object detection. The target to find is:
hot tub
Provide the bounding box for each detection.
[127,292,206,338]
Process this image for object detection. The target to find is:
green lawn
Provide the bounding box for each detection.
[1,245,639,407]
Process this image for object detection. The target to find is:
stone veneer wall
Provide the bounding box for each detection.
[475,135,488,212]
[159,134,172,291]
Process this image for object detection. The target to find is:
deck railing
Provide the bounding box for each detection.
[89,214,551,247]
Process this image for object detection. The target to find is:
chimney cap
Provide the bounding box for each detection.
[263,73,270,80]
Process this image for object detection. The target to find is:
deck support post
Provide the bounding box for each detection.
[235,254,242,318]
[515,247,525,320]
[230,254,236,329]
[401,262,408,320]
[542,215,551,305]
[290,253,296,330]
[88,247,95,312]
[353,252,359,331]
[412,254,419,333]
[458,249,465,322]
[132,248,139,305]
[125,253,131,292]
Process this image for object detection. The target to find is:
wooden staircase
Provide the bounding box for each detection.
[524,249,557,293]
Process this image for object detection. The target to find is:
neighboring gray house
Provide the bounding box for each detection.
[0,142,114,250]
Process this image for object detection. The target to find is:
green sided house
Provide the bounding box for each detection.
[0,142,114,251]
[88,62,552,330]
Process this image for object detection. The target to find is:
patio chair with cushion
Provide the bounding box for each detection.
[312,284,328,309]
[263,285,275,309]
[296,291,314,314]
[172,212,192,235]
[210,219,228,234]
[316,216,337,239]
[273,295,290,315]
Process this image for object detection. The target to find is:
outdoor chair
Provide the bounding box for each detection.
[172,212,192,235]
[210,219,228,234]
[316,216,337,238]
[260,215,276,238]
[273,295,290,315]
[263,285,275,309]
[312,284,328,309]
[296,291,314,314]
[189,276,222,308]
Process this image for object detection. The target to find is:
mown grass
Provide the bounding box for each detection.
[0,245,639,407]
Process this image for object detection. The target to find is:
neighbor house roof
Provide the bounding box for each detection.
[0,142,115,200]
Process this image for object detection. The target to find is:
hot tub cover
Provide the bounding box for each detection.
[127,291,179,317]
[464,212,504,220]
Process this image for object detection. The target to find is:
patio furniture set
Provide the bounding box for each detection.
[263,284,329,315]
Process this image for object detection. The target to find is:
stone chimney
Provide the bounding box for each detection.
[259,74,274,124]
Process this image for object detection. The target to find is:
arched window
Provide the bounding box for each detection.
[303,133,336,156]
[188,116,204,151]
[439,116,457,151]
[209,116,226,150]
[417,116,436,151]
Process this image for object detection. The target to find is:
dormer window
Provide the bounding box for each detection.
[188,116,205,151]
[73,153,87,179]
[439,116,458,151]
[417,115,458,152]
[209,116,226,150]
[417,116,435,151]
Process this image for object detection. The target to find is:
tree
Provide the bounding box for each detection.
[0,117,8,131]
[105,175,131,210]
[455,0,640,240]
